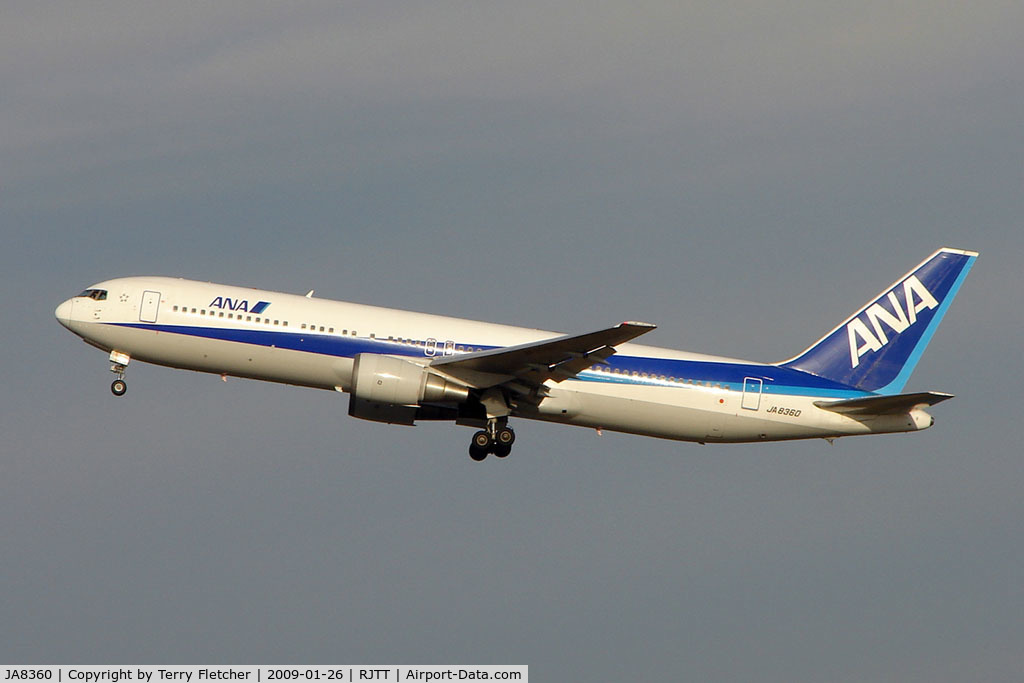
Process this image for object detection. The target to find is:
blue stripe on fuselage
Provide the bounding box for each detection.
[107,322,869,399]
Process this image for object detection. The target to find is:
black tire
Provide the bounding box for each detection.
[493,443,512,458]
[111,379,127,396]
[469,445,488,461]
[472,431,492,449]
[496,427,515,446]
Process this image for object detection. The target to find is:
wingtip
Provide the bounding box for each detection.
[621,320,657,329]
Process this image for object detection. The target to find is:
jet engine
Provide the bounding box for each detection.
[348,353,470,425]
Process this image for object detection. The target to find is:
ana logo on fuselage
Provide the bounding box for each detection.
[209,297,270,314]
[847,275,938,368]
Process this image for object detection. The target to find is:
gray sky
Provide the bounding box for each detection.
[3,2,1022,680]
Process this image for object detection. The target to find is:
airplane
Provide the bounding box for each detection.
[55,247,977,460]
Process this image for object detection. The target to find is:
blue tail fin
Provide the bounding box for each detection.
[780,247,977,394]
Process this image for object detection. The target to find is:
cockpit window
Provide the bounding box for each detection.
[78,289,107,301]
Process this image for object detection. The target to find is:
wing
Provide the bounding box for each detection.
[429,321,656,390]
[813,391,953,415]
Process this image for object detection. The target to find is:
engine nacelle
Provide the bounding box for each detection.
[348,354,469,424]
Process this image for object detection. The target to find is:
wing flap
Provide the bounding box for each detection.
[814,391,954,415]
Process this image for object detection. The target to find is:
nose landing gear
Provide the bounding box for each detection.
[468,419,516,461]
[109,350,130,397]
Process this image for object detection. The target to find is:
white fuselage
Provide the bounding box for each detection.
[55,277,932,444]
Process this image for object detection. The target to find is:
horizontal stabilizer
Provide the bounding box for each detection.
[814,391,953,416]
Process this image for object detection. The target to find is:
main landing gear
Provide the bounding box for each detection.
[468,420,516,461]
[109,350,130,397]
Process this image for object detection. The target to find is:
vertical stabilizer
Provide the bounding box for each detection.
[780,247,977,394]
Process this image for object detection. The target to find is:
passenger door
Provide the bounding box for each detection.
[140,290,161,323]
[742,377,763,411]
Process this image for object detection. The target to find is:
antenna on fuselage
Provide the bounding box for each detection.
[305,290,315,298]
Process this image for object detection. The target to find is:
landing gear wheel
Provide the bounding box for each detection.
[111,379,127,396]
[472,431,492,449]
[469,431,492,461]
[496,427,515,447]
[469,423,516,461]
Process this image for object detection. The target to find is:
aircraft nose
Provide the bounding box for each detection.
[55,298,73,328]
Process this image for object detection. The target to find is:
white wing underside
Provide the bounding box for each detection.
[428,321,657,391]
